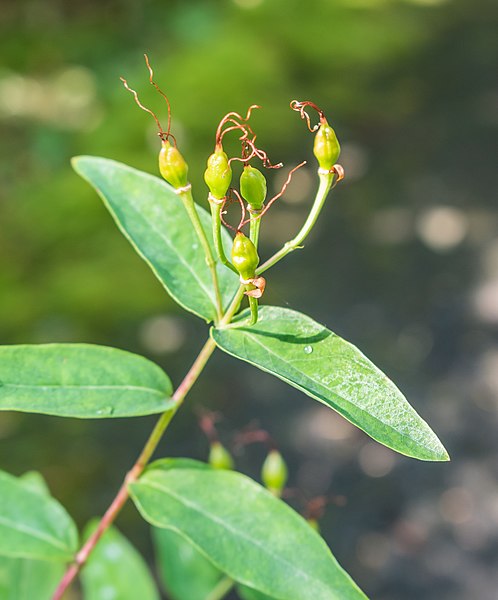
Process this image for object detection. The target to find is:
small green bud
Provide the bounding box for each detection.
[158,140,189,188]
[204,148,232,200]
[261,449,288,495]
[240,165,267,210]
[313,121,340,172]
[231,231,259,280]
[209,441,234,470]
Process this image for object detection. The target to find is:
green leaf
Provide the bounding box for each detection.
[0,470,78,561]
[72,156,238,322]
[130,459,366,600]
[0,472,65,600]
[0,343,173,418]
[81,522,159,600]
[238,584,275,600]
[153,528,224,600]
[19,471,51,496]
[212,306,448,462]
[0,555,65,600]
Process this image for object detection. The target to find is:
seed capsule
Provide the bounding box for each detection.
[231,231,259,280]
[313,121,340,172]
[204,148,232,200]
[262,449,288,495]
[158,140,188,188]
[240,165,267,210]
[209,441,234,470]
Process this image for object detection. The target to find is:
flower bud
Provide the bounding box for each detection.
[209,441,234,470]
[158,140,188,188]
[204,148,232,200]
[231,231,259,280]
[261,449,288,495]
[313,121,340,172]
[240,165,267,210]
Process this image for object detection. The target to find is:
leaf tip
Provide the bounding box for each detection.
[438,447,451,462]
[71,155,91,175]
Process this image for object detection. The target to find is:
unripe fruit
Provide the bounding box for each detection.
[209,441,234,470]
[262,449,288,495]
[313,121,340,172]
[204,148,232,200]
[240,165,267,210]
[231,232,259,280]
[158,140,188,188]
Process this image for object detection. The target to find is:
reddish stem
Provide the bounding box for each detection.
[52,336,218,599]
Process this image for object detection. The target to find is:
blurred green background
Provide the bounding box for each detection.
[1,0,497,598]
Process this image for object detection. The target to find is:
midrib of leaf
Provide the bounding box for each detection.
[236,331,433,455]
[2,383,167,396]
[135,478,336,599]
[0,515,70,554]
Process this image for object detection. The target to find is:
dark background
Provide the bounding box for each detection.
[1,0,497,598]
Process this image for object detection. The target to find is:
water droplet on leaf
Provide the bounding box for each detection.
[303,345,313,354]
[96,406,114,416]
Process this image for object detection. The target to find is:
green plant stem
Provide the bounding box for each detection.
[257,172,334,274]
[180,188,224,320]
[206,576,235,600]
[249,209,262,248]
[248,294,258,325]
[209,199,238,274]
[52,285,246,600]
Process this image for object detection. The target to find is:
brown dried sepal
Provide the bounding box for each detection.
[244,276,266,298]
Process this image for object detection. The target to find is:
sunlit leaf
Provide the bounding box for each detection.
[212,306,449,461]
[130,459,366,600]
[0,343,173,418]
[72,156,238,322]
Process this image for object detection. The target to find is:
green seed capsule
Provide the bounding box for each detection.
[209,441,234,470]
[231,231,259,280]
[313,121,341,172]
[204,148,232,200]
[158,140,188,188]
[240,165,267,210]
[262,449,288,495]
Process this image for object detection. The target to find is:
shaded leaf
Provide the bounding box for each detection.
[238,584,275,600]
[212,306,449,461]
[0,555,65,600]
[130,459,366,600]
[0,343,173,418]
[153,528,223,600]
[0,470,77,561]
[81,522,160,600]
[0,472,64,599]
[72,156,238,322]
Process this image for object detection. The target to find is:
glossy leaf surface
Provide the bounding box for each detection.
[0,470,77,561]
[130,459,366,600]
[212,306,448,461]
[73,156,238,322]
[0,344,173,418]
[82,522,159,600]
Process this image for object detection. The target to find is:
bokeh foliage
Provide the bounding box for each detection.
[0,1,497,598]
